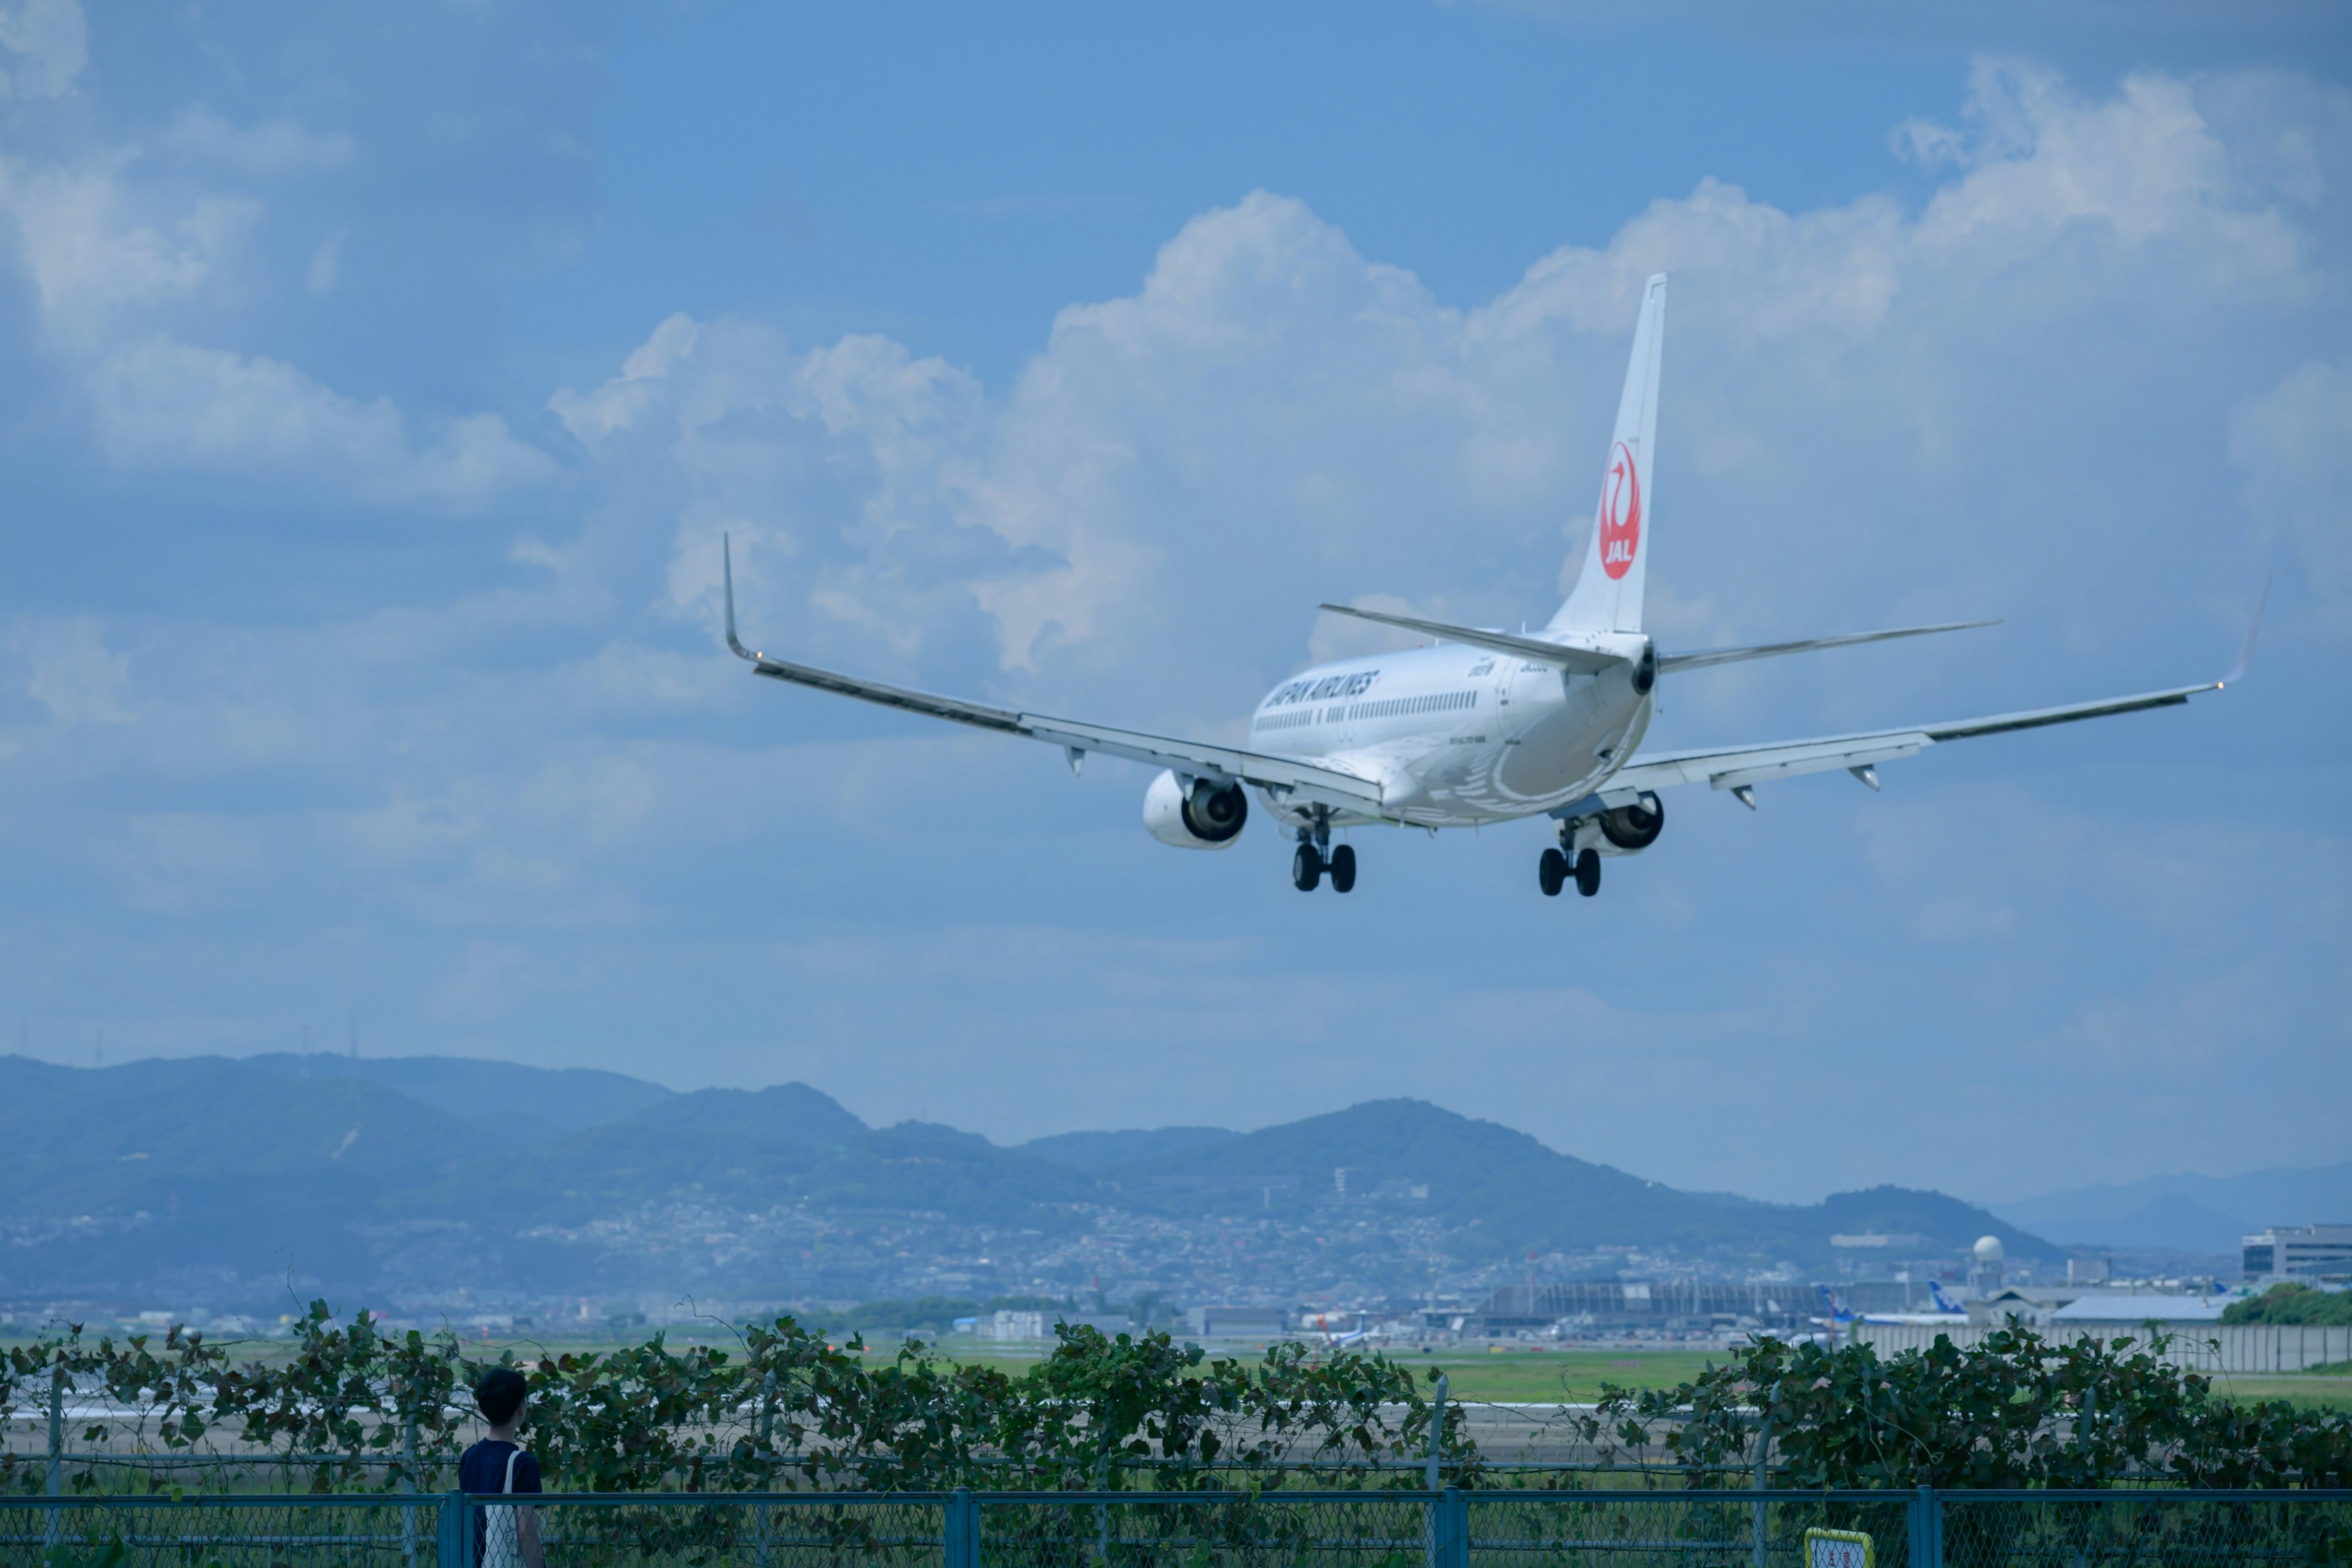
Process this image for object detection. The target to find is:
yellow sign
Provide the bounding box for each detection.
[1805,1529,1875,1568]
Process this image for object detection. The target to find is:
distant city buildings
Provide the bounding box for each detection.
[2242,1224,2352,1284]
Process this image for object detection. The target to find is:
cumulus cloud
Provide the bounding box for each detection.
[0,69,552,513]
[565,62,2326,742]
[88,337,554,510]
[0,156,253,342]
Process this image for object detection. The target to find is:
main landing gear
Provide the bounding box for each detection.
[1539,842,1600,898]
[1292,817,1355,894]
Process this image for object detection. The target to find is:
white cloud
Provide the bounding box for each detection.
[0,0,83,100]
[0,155,253,342]
[2230,360,2352,628]
[88,337,556,510]
[155,107,357,178]
[18,617,129,724]
[571,62,2327,734]
[0,81,546,514]
[306,228,345,295]
[548,312,700,445]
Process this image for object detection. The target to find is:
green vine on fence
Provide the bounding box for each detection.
[9,1310,2348,1494]
[1568,1325,2352,1488]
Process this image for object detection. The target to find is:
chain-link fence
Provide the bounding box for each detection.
[1,1488,2344,1568]
[1937,1493,2352,1568]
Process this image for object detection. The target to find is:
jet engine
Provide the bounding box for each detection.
[1597,792,1665,851]
[1143,769,1249,850]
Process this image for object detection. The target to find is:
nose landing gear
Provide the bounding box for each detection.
[1292,815,1355,894]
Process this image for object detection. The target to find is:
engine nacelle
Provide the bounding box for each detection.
[1597,792,1665,851]
[1143,769,1249,850]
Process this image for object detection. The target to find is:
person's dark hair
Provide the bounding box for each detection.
[475,1368,527,1428]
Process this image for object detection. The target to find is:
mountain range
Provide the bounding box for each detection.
[0,1052,2063,1311]
[1989,1161,2352,1258]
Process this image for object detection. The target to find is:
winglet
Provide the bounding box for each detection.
[722,533,753,662]
[2221,571,2271,687]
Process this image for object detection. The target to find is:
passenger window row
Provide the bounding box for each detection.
[1258,689,1476,732]
[1347,690,1477,722]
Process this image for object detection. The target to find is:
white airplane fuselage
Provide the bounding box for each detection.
[1245,634,1654,829]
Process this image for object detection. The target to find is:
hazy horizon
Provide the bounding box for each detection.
[10,1045,2344,1214]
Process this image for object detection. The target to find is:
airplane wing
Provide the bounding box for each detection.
[1597,680,2223,807]
[725,542,1386,815]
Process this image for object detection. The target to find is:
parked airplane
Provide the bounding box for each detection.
[1303,1311,1378,1348]
[723,273,2252,896]
[1858,1280,1972,1327]
[1813,1284,1856,1329]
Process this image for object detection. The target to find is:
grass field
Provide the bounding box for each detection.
[938,1346,2352,1413]
[941,1346,1724,1404]
[9,1328,2345,1412]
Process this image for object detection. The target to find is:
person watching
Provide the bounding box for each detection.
[460,1368,545,1568]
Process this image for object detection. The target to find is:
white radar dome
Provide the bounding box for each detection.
[1973,1235,2006,1264]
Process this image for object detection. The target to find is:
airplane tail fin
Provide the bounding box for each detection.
[1548,274,1667,636]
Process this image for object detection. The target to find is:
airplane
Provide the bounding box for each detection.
[1307,1311,1378,1349]
[722,273,2255,897]
[1813,1284,1856,1329]
[1857,1280,1971,1327]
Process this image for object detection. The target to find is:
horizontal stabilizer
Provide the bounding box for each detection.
[1316,604,1628,676]
[1658,620,1996,674]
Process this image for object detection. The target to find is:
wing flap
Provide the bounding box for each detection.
[1615,681,2217,797]
[1020,718,1385,808]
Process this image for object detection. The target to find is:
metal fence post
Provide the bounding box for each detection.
[438,1490,469,1568]
[1432,1486,1469,1568]
[1908,1485,1942,1568]
[1426,1373,1448,1490]
[1425,1373,1450,1568]
[402,1414,422,1568]
[946,1487,976,1568]
[1752,1414,1773,1568]
[44,1363,64,1550]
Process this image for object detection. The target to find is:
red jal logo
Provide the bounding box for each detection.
[1599,441,1641,580]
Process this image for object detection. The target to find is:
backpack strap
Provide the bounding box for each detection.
[503,1447,521,1494]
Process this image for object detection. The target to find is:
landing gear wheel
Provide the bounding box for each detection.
[1539,848,1567,897]
[1292,843,1324,892]
[1328,843,1357,894]
[1575,847,1602,897]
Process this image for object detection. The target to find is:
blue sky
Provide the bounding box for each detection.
[1,0,2346,1207]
